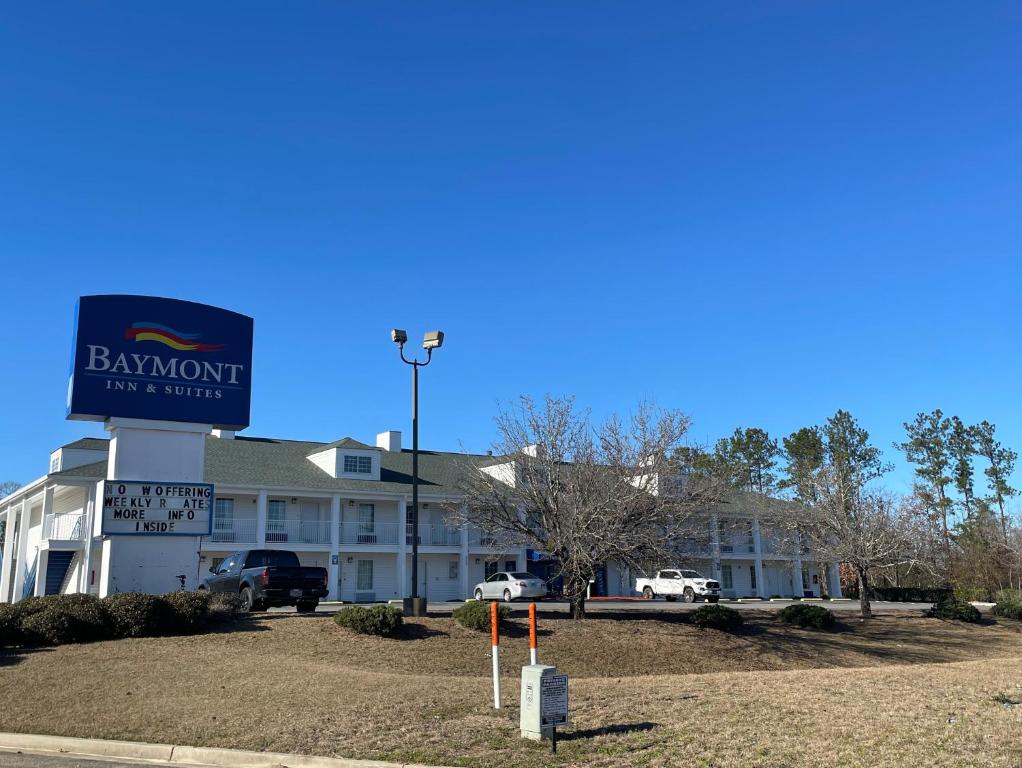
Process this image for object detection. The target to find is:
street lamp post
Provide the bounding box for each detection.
[391,328,444,617]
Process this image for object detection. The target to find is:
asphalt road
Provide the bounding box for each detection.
[0,752,207,768]
[268,598,934,614]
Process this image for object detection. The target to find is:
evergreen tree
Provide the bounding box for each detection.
[779,426,825,504]
[972,420,1018,541]
[948,416,977,520]
[896,410,954,570]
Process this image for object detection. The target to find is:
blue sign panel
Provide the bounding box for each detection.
[67,295,253,429]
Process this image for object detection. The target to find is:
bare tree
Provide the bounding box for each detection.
[770,465,926,619]
[452,396,724,619]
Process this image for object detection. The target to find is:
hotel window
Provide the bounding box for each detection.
[721,565,733,590]
[357,504,376,542]
[214,498,234,527]
[344,455,372,474]
[267,500,286,539]
[357,560,373,590]
[449,560,458,579]
[749,565,757,591]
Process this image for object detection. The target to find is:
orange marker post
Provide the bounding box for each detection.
[491,601,501,708]
[529,602,538,665]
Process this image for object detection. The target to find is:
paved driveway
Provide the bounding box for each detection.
[270,598,932,614]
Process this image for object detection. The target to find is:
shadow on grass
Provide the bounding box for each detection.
[398,623,449,640]
[0,646,53,667]
[562,721,659,741]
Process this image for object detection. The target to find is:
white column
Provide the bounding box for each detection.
[459,522,470,599]
[328,494,341,600]
[78,484,97,594]
[752,518,765,598]
[828,562,842,598]
[0,506,18,602]
[792,531,804,598]
[256,490,268,546]
[13,498,33,601]
[397,496,408,597]
[709,514,722,582]
[33,487,54,597]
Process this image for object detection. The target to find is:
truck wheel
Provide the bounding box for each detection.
[296,601,318,613]
[683,587,695,603]
[642,586,654,600]
[707,596,719,603]
[240,587,256,612]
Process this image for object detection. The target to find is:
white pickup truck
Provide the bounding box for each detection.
[636,569,721,603]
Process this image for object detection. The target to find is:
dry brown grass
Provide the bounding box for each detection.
[2,610,1021,767]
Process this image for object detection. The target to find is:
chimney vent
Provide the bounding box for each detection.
[376,431,402,452]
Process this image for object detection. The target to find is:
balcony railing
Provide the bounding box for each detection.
[468,529,513,548]
[266,519,332,545]
[406,523,461,547]
[43,512,86,541]
[209,517,257,543]
[340,521,399,545]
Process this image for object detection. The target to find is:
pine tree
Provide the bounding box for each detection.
[948,416,977,520]
[779,426,825,504]
[972,420,1018,542]
[896,410,954,571]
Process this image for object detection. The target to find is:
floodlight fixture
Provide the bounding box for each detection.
[391,328,408,345]
[422,330,444,350]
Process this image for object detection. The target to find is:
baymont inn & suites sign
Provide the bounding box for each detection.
[66,295,254,429]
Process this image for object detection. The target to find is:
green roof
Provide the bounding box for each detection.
[51,435,489,496]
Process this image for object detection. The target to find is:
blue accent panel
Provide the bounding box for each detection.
[21,554,38,600]
[66,295,254,429]
[45,551,75,595]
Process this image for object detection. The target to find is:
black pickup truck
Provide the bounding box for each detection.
[199,549,329,612]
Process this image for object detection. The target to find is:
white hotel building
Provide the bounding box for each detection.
[0,428,840,604]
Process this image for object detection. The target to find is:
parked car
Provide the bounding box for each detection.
[473,571,547,602]
[635,569,721,602]
[199,549,329,612]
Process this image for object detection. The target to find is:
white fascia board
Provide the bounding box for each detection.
[0,474,48,507]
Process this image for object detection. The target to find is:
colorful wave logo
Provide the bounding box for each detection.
[125,322,225,352]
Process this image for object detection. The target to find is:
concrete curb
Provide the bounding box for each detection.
[0,732,444,768]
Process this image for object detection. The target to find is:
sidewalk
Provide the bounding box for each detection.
[0,732,443,768]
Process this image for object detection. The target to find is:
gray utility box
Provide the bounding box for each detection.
[520,664,569,740]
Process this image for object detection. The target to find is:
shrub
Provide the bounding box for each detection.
[103,592,172,638]
[207,592,246,623]
[333,605,404,637]
[19,594,112,646]
[992,591,1022,620]
[927,597,981,623]
[452,600,511,632]
[690,604,744,632]
[778,604,836,630]
[0,604,23,648]
[163,591,212,633]
[953,585,990,603]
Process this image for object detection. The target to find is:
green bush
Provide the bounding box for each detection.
[102,593,171,638]
[19,594,112,646]
[452,600,511,632]
[207,592,246,623]
[690,604,744,632]
[927,597,982,623]
[0,604,23,647]
[163,591,212,633]
[778,603,836,630]
[992,591,1022,620]
[333,605,404,636]
[953,585,990,603]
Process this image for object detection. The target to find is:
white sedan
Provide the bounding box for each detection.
[473,571,548,602]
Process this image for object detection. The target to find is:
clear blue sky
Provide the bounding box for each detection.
[1,2,1020,498]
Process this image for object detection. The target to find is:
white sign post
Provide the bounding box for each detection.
[102,480,213,536]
